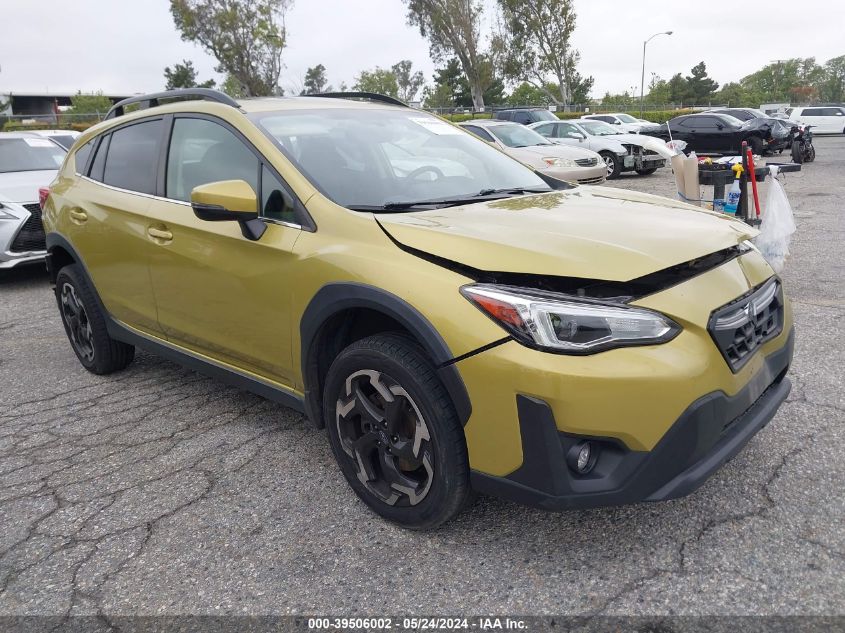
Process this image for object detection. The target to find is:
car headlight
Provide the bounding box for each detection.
[0,203,18,220]
[461,284,681,354]
[542,157,577,168]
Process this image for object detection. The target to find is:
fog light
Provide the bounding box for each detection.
[567,441,598,475]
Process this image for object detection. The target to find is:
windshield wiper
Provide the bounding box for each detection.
[354,187,551,212]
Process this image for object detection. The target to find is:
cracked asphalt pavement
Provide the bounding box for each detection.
[0,137,843,618]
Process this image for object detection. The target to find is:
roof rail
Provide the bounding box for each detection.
[105,88,240,120]
[307,92,408,108]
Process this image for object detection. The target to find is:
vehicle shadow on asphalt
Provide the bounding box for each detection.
[0,264,50,289]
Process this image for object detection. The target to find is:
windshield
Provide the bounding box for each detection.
[488,124,552,148]
[532,110,558,122]
[251,109,550,209]
[0,138,66,173]
[615,113,638,123]
[579,121,620,136]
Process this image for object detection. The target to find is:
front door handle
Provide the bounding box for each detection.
[147,227,173,241]
[69,209,87,223]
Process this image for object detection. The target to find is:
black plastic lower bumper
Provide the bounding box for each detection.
[471,328,794,510]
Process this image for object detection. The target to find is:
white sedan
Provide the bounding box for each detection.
[530,119,668,178]
[580,112,649,133]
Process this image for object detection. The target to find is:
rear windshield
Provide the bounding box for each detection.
[250,108,549,209]
[0,138,67,173]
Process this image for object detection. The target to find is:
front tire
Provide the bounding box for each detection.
[791,140,804,164]
[749,136,764,156]
[323,334,471,530]
[55,264,135,374]
[635,167,658,175]
[600,151,622,179]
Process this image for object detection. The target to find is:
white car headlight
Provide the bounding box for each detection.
[542,157,577,168]
[0,204,19,220]
[462,284,681,354]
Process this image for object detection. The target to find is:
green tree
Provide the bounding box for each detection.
[67,92,114,117]
[220,74,245,98]
[685,62,719,103]
[302,64,329,94]
[667,73,688,103]
[353,67,399,98]
[644,74,671,104]
[820,55,845,103]
[507,82,553,106]
[422,83,454,109]
[403,0,489,109]
[170,0,291,97]
[392,60,425,102]
[164,60,215,90]
[740,58,822,104]
[496,0,586,108]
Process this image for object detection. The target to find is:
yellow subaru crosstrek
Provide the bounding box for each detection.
[42,89,794,529]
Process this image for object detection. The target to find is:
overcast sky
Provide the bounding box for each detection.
[1,0,843,99]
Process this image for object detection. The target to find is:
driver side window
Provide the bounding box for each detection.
[166,117,259,203]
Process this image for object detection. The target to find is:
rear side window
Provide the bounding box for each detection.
[166,117,259,203]
[102,120,163,195]
[74,139,95,175]
[803,108,825,116]
[89,135,110,182]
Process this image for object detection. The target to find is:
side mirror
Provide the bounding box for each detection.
[614,121,621,125]
[191,179,266,241]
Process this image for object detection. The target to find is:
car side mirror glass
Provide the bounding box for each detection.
[191,179,266,241]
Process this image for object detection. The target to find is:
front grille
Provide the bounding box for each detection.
[9,203,46,253]
[708,278,784,373]
[575,157,598,167]
[577,176,605,185]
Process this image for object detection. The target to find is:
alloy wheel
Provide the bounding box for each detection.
[603,154,616,177]
[60,283,95,362]
[335,369,434,507]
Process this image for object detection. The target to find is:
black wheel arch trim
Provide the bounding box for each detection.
[300,282,473,428]
[45,231,305,412]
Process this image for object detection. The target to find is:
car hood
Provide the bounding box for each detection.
[506,143,599,164]
[377,188,757,282]
[606,133,673,158]
[0,170,57,203]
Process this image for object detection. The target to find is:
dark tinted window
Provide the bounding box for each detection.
[462,125,495,143]
[595,116,615,123]
[513,112,531,124]
[166,117,258,202]
[103,120,163,194]
[74,139,95,175]
[261,165,296,224]
[803,108,825,116]
[89,135,110,182]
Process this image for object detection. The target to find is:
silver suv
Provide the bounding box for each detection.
[0,132,67,269]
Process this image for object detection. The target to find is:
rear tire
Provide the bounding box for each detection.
[55,264,135,374]
[599,151,622,179]
[323,333,471,530]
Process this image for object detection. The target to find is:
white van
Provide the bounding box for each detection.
[787,106,845,134]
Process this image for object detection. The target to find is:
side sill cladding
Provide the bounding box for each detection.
[300,282,473,428]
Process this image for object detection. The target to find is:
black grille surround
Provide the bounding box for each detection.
[575,157,598,167]
[708,277,784,373]
[10,203,46,253]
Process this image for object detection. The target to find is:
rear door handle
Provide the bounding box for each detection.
[69,209,87,223]
[147,227,173,241]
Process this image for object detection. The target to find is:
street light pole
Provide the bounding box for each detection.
[640,30,673,117]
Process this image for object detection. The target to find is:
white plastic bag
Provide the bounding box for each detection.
[754,166,796,272]
[666,139,687,155]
